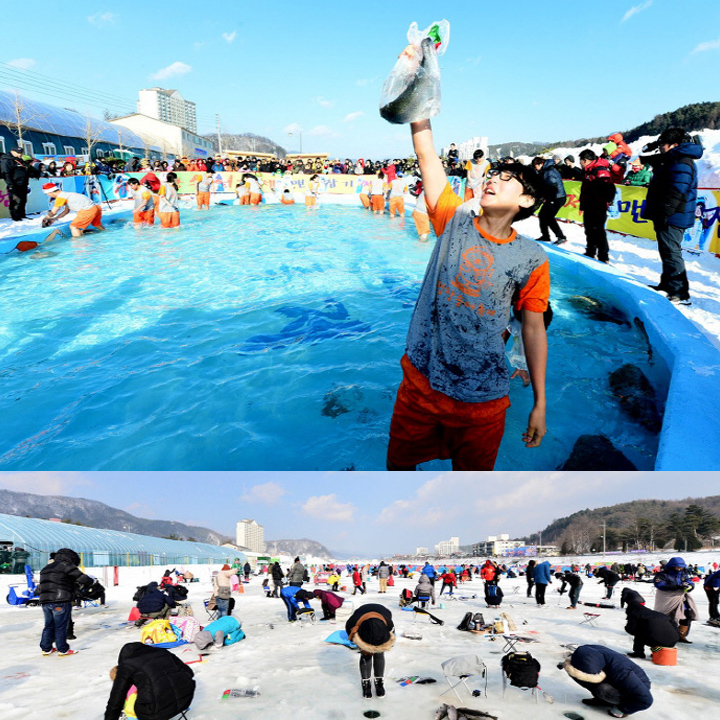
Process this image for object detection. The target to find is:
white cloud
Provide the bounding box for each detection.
[355,78,376,87]
[692,37,720,54]
[88,12,117,27]
[222,31,237,44]
[301,494,356,523]
[314,96,334,108]
[7,58,35,70]
[0,472,91,496]
[344,111,364,122]
[239,482,286,505]
[151,61,192,80]
[621,1,652,23]
[307,125,340,138]
[465,55,483,66]
[284,122,303,135]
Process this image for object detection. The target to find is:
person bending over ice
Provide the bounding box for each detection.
[387,119,549,471]
[41,183,105,237]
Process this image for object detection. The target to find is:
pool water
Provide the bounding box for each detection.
[0,204,665,470]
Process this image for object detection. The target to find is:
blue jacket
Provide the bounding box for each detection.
[534,561,552,584]
[568,645,652,715]
[422,564,436,579]
[704,569,720,590]
[642,142,703,228]
[281,585,312,611]
[541,159,567,201]
[654,557,694,592]
[204,616,245,646]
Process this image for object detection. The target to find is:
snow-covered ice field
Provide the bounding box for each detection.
[1,551,718,719]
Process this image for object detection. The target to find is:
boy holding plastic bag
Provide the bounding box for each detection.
[383,21,550,470]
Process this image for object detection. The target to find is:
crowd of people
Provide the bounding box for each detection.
[23,545,720,718]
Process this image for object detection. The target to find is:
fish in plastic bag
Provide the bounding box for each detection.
[379,20,450,125]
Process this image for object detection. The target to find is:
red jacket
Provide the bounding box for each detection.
[441,572,457,586]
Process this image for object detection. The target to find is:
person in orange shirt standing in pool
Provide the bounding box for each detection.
[196,171,213,210]
[157,172,180,228]
[305,174,320,207]
[126,178,156,225]
[41,182,105,237]
[370,171,387,214]
[387,117,550,471]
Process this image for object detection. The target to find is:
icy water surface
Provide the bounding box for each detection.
[0,204,665,470]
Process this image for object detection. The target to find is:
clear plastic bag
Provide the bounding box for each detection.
[379,20,450,125]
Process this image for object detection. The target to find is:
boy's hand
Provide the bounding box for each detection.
[510,369,531,387]
[523,405,546,447]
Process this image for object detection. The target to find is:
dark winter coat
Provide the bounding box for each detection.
[704,569,720,590]
[625,602,680,648]
[345,603,394,636]
[579,157,616,212]
[595,567,620,587]
[313,589,344,611]
[0,152,38,189]
[540,159,567,201]
[104,642,195,720]
[271,563,284,583]
[564,644,653,715]
[559,164,583,181]
[137,582,176,614]
[620,588,646,608]
[526,560,536,582]
[641,142,703,228]
[38,548,93,604]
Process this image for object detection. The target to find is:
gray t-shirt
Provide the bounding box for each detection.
[406,188,549,403]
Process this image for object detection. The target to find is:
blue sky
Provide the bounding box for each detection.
[2,1,720,159]
[0,472,717,557]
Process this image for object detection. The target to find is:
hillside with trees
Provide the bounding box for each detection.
[524,496,720,555]
[204,132,287,157]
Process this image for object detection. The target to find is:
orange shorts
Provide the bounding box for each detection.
[197,191,210,208]
[71,205,103,230]
[280,197,295,205]
[133,209,155,225]
[412,211,430,237]
[359,193,371,208]
[250,193,262,205]
[371,195,385,212]
[305,195,317,207]
[239,194,250,205]
[389,196,405,216]
[159,211,180,228]
[387,354,510,471]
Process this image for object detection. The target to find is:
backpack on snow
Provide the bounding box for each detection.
[133,584,149,603]
[399,588,414,608]
[501,652,540,688]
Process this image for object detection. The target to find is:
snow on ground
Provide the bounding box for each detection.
[1,551,719,720]
[514,212,720,348]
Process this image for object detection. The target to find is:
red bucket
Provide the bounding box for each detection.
[651,646,677,666]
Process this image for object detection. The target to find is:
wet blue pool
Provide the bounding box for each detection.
[0,204,665,470]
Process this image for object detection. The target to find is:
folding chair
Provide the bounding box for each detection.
[297,607,316,624]
[441,655,488,700]
[415,594,431,609]
[204,599,218,621]
[511,586,520,595]
[502,634,520,654]
[580,612,600,627]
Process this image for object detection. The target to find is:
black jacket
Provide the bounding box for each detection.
[104,642,195,720]
[137,582,176,614]
[0,152,38,188]
[271,563,284,583]
[625,602,680,648]
[38,548,92,604]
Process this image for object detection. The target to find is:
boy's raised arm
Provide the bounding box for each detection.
[410,119,446,210]
[521,308,548,448]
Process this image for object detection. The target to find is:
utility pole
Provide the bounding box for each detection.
[216,114,222,155]
[601,521,607,557]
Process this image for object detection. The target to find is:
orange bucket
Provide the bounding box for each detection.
[651,646,677,666]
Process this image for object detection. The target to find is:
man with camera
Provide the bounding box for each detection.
[641,128,703,305]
